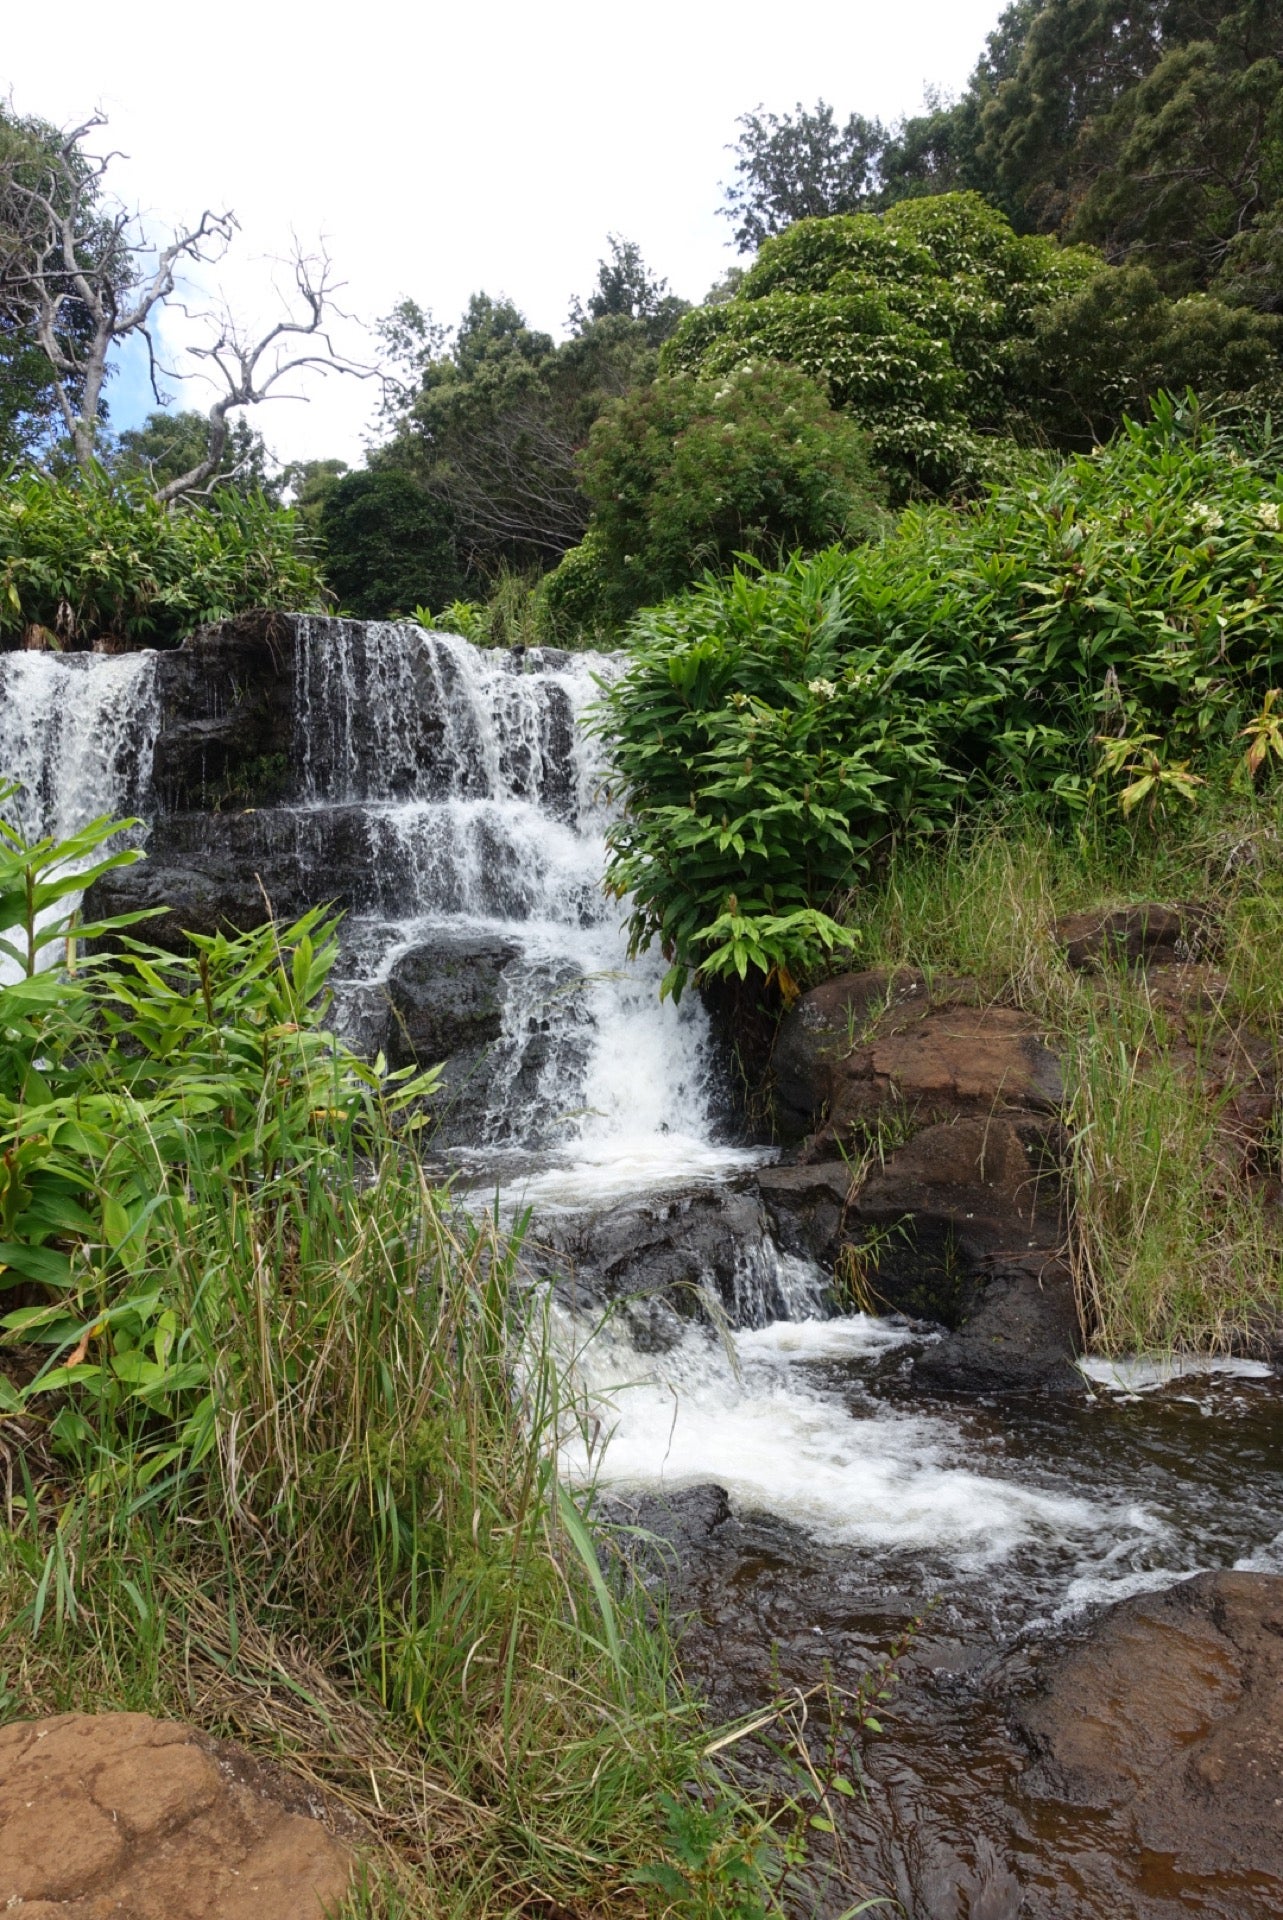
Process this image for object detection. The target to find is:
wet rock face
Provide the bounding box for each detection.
[772,969,1075,1388]
[0,1712,354,1919]
[534,1179,793,1330]
[150,615,303,813]
[1013,1571,1283,1898]
[384,931,520,1070]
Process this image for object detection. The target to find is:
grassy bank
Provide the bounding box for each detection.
[846,792,1283,1354]
[0,801,788,1918]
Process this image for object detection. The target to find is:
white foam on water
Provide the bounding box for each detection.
[557,1310,1141,1567]
[1079,1353,1276,1394]
[0,649,160,983]
[299,622,732,1176]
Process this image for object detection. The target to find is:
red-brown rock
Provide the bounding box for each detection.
[1054,901,1217,970]
[0,1712,355,1919]
[774,969,1061,1148]
[1013,1571,1283,1905]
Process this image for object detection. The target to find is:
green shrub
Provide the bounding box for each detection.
[558,360,884,627]
[0,793,782,1912]
[0,468,327,649]
[663,193,1279,497]
[598,396,1283,995]
[538,527,615,643]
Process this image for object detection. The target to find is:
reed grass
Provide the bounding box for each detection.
[845,793,1283,1355]
[0,1138,724,1914]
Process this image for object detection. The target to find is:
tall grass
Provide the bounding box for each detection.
[0,803,768,1916]
[1,1133,727,1914]
[844,794,1283,1354]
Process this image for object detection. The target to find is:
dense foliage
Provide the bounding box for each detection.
[721,8,1283,314]
[373,243,684,594]
[318,465,464,618]
[598,400,1283,994]
[0,469,327,648]
[546,360,884,624]
[665,193,1278,494]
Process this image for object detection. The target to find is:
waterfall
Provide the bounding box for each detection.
[0,650,161,983]
[294,621,761,1200]
[0,650,160,844]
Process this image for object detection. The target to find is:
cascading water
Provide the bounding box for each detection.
[6,618,1283,1912]
[291,619,761,1199]
[280,622,1283,1620]
[0,649,160,982]
[0,650,160,844]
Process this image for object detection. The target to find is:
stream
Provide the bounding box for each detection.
[3,622,1282,1918]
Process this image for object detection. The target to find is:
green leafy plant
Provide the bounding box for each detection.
[598,397,1283,994]
[563,359,884,623]
[0,467,327,650]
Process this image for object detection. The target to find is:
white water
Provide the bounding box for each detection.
[557,1302,1171,1575]
[297,623,1282,1607]
[298,621,763,1196]
[0,650,159,844]
[0,649,160,980]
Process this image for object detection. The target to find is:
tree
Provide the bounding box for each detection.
[545,360,884,624]
[377,282,667,578]
[879,3,1042,210]
[0,106,110,464]
[668,193,1100,494]
[719,101,885,253]
[665,193,1278,494]
[568,235,689,345]
[1071,17,1283,297]
[280,456,349,534]
[1023,264,1282,443]
[318,467,463,619]
[113,409,282,500]
[0,110,365,497]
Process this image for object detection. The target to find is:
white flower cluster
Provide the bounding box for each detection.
[807,676,837,699]
[1257,501,1280,531]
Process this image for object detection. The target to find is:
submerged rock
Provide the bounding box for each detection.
[0,1711,354,1919]
[1012,1570,1283,1903]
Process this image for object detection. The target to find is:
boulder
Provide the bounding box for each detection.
[1012,1571,1283,1900]
[774,970,1061,1150]
[384,930,520,1070]
[535,1179,794,1327]
[0,1712,354,1919]
[756,1161,854,1267]
[1054,901,1217,971]
[915,1253,1081,1392]
[847,1114,1069,1363]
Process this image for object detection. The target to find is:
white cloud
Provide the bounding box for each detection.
[4,0,1005,465]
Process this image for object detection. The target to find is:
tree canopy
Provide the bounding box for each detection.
[666,193,1279,493]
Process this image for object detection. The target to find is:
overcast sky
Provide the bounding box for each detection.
[4,0,1005,468]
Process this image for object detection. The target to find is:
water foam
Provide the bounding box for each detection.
[557,1309,1138,1568]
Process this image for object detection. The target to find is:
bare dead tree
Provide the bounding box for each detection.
[154,248,366,502]
[0,111,367,495]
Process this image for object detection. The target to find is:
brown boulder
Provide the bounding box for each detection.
[1014,1571,1283,1898]
[1055,901,1217,970]
[846,1114,1071,1366]
[0,1712,355,1919]
[774,970,1061,1149]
